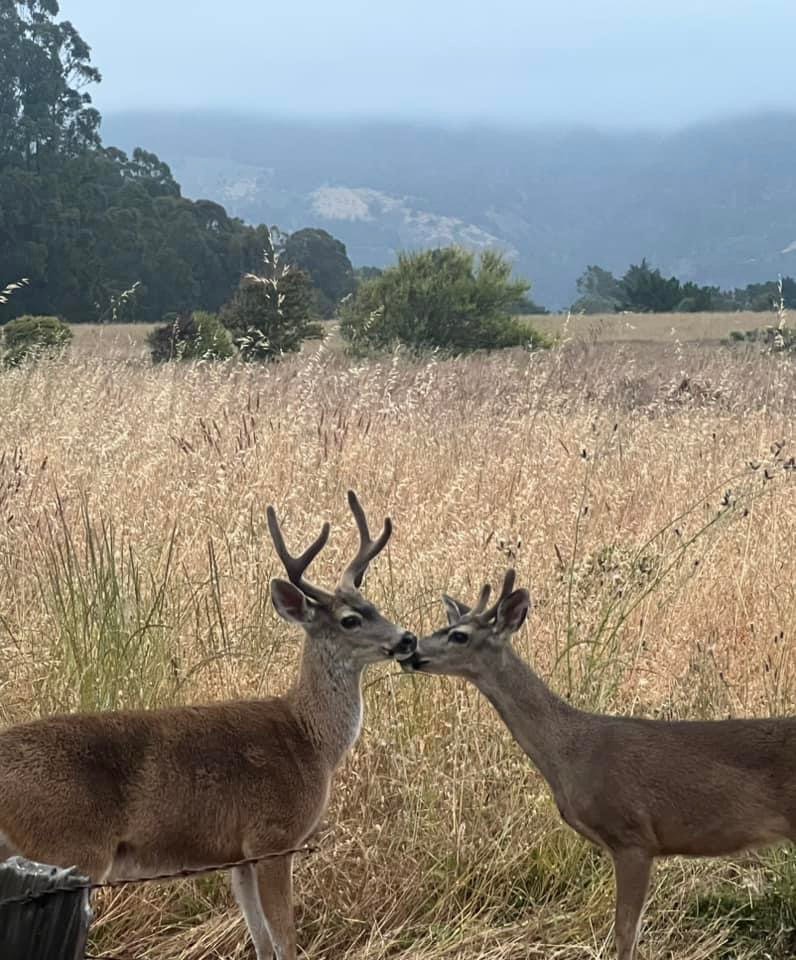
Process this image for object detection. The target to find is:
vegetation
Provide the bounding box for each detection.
[0,1,352,327]
[0,342,793,960]
[2,7,795,960]
[219,236,322,361]
[282,228,355,318]
[573,262,796,314]
[341,247,548,354]
[1,314,72,365]
[509,293,549,316]
[147,311,234,363]
[729,325,796,354]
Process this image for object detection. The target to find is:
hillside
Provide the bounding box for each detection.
[103,111,796,308]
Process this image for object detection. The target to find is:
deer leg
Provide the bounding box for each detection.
[231,863,275,960]
[612,847,652,960]
[254,854,296,960]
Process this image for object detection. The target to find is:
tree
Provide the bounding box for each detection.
[340,247,548,354]
[620,259,682,313]
[0,3,350,326]
[0,0,101,166]
[676,281,716,312]
[282,228,355,318]
[221,236,321,361]
[572,265,623,313]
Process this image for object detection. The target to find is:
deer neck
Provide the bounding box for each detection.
[472,646,579,793]
[289,636,365,769]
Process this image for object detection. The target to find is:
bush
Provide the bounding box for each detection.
[340,247,548,355]
[147,311,234,363]
[727,325,796,354]
[221,265,321,362]
[2,315,72,365]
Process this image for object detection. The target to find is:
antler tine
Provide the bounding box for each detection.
[266,505,334,604]
[340,490,393,590]
[480,568,516,622]
[470,583,492,616]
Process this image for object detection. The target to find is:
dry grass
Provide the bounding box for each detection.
[530,310,778,344]
[68,323,155,361]
[67,322,338,362]
[67,311,775,365]
[0,339,794,959]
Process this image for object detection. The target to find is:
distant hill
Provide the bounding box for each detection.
[102,111,796,309]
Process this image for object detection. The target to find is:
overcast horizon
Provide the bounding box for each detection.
[59,0,796,130]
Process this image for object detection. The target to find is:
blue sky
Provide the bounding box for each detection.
[60,0,795,127]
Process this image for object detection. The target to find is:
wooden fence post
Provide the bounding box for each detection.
[0,856,92,960]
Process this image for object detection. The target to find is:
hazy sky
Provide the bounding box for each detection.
[59,0,795,128]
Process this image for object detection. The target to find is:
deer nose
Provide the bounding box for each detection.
[395,632,417,655]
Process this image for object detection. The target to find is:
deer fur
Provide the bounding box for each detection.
[0,491,416,960]
[403,570,796,960]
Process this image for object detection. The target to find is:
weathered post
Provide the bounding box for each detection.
[0,856,92,960]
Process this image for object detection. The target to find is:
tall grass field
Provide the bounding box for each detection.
[0,335,793,959]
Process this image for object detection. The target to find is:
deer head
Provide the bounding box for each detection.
[268,490,417,666]
[402,569,530,679]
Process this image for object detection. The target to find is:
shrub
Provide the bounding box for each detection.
[147,311,234,363]
[2,314,72,365]
[727,325,796,354]
[340,247,548,355]
[221,249,321,362]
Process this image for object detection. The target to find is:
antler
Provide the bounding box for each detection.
[470,583,492,616]
[479,568,516,622]
[266,504,335,604]
[339,490,392,591]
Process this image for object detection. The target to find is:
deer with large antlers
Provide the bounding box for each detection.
[0,491,416,960]
[403,570,796,960]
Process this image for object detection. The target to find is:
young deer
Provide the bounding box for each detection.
[0,491,416,960]
[403,570,796,960]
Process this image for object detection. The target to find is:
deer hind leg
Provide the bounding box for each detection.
[254,854,296,960]
[231,863,275,960]
[612,847,653,960]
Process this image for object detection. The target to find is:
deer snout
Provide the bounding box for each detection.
[392,631,418,659]
[399,649,429,671]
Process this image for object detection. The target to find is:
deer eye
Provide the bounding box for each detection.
[448,630,469,644]
[340,615,362,630]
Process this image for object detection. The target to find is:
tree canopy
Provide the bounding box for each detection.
[1,0,101,165]
[572,261,796,314]
[0,2,348,327]
[340,247,547,354]
[282,228,355,318]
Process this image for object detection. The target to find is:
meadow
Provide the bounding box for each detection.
[64,308,782,362]
[0,325,794,959]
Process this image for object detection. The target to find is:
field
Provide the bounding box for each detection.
[65,310,780,363]
[529,310,783,344]
[0,330,794,959]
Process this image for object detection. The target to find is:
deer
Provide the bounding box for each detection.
[402,569,796,960]
[0,490,417,960]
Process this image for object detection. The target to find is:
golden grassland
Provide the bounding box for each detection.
[0,337,794,959]
[65,308,779,362]
[529,310,781,344]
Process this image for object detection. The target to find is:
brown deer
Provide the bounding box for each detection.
[0,491,416,960]
[403,569,796,960]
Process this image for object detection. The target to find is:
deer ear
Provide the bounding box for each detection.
[271,579,314,624]
[442,595,470,626]
[495,589,530,635]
